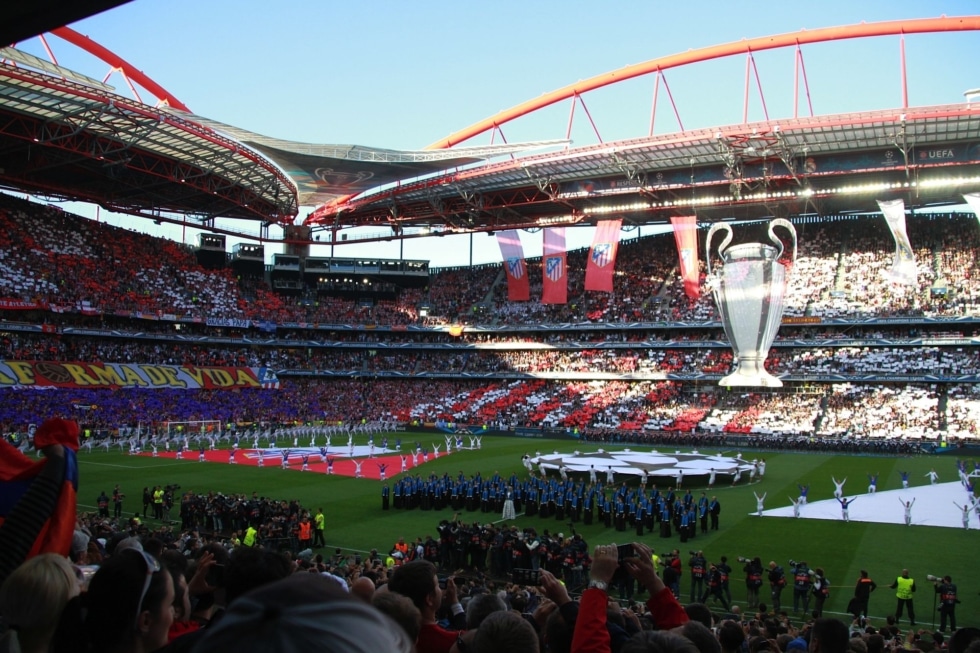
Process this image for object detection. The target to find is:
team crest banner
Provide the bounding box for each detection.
[0,361,280,390]
[670,215,700,299]
[496,230,530,301]
[877,199,917,286]
[584,219,622,292]
[542,227,568,305]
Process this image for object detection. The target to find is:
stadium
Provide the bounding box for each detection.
[1,4,980,652]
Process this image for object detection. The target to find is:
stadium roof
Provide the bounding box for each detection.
[0,50,565,228]
[164,110,566,206]
[1,0,131,47]
[309,103,980,235]
[2,12,979,243]
[0,61,299,223]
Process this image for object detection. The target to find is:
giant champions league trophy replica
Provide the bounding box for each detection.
[706,218,797,387]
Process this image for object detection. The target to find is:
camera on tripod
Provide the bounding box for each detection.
[737,556,752,564]
[926,574,943,582]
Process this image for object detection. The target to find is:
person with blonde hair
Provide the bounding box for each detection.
[0,553,80,653]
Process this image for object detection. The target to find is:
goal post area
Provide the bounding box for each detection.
[164,420,223,438]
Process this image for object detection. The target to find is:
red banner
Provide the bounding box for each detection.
[496,230,530,301]
[584,219,622,292]
[0,298,43,310]
[542,227,567,304]
[670,215,701,299]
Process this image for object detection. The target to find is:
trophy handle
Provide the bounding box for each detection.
[705,222,733,278]
[767,218,797,263]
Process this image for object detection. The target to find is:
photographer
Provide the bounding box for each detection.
[768,561,787,613]
[790,560,813,615]
[932,574,959,632]
[811,567,829,618]
[741,556,763,609]
[660,549,681,599]
[689,550,707,603]
[701,561,731,611]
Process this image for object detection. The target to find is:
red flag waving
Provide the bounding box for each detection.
[584,219,622,292]
[670,215,701,299]
[496,230,530,301]
[0,419,79,560]
[542,227,567,304]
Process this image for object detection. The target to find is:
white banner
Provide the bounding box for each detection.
[877,198,917,286]
[964,193,980,228]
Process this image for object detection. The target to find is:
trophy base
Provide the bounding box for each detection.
[719,367,783,388]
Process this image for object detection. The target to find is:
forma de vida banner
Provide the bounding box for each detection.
[0,361,280,390]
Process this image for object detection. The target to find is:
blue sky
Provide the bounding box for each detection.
[11,0,980,267]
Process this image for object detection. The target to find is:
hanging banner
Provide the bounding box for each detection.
[495,230,530,301]
[0,361,280,390]
[670,215,700,299]
[964,192,980,228]
[877,198,917,286]
[542,227,568,305]
[584,219,622,292]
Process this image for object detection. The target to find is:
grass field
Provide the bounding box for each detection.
[77,434,977,626]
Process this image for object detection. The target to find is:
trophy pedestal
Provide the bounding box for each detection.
[719,356,783,388]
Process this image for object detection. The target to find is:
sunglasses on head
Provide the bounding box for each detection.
[133,550,161,628]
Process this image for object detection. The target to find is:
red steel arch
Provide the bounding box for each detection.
[426,15,980,150]
[50,25,190,112]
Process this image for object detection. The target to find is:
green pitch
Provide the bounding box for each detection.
[76,435,976,626]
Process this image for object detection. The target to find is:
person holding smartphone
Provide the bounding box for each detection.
[571,542,689,653]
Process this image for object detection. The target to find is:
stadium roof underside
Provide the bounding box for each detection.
[0,61,299,224]
[1,0,132,47]
[313,104,980,236]
[0,55,566,228]
[164,110,567,207]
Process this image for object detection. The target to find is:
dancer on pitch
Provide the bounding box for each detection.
[832,476,847,499]
[953,501,971,530]
[838,496,855,522]
[754,491,767,517]
[867,472,879,494]
[797,483,809,505]
[900,498,915,526]
[789,496,802,518]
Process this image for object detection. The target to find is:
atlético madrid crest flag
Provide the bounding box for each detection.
[670,215,701,299]
[495,230,530,301]
[542,227,567,304]
[584,219,622,292]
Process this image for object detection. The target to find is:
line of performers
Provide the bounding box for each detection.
[381,471,723,541]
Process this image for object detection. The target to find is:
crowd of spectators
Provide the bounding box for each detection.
[3,490,974,653]
[2,197,980,445]
[4,195,980,327]
[0,375,963,446]
[6,329,979,380]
